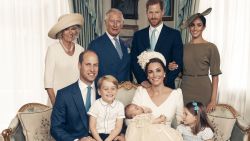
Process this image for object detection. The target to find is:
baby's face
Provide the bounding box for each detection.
[129,104,144,118]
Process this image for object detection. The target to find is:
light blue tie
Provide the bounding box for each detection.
[113,37,123,59]
[85,86,91,112]
[150,29,157,50]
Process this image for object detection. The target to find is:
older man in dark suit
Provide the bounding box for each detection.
[88,8,130,83]
[131,0,183,89]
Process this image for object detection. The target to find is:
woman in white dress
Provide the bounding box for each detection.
[125,51,184,140]
[44,13,84,106]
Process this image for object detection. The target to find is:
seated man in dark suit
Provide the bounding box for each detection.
[88,8,131,83]
[51,50,125,141]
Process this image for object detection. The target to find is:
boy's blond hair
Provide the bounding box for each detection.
[97,75,119,89]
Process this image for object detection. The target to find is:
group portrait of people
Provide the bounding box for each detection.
[44,0,221,141]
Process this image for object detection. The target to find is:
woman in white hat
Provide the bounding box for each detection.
[45,13,84,106]
[169,8,222,113]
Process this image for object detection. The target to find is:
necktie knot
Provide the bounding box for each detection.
[150,29,157,50]
[87,85,91,91]
[113,37,123,59]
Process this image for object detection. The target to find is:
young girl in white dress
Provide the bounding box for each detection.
[125,103,183,141]
[177,101,214,141]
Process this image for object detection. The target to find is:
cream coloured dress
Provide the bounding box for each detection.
[132,86,184,126]
[44,41,84,106]
[126,86,184,141]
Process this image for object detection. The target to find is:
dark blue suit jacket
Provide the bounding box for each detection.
[131,25,183,88]
[51,81,91,141]
[88,33,131,82]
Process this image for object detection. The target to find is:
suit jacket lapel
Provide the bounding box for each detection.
[145,26,151,50]
[72,82,88,129]
[155,25,169,51]
[119,38,129,60]
[103,33,122,60]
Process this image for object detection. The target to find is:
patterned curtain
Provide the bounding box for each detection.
[176,0,200,44]
[72,0,103,49]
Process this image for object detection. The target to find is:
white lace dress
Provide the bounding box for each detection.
[177,124,214,141]
[125,113,183,141]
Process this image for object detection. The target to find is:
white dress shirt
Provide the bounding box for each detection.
[88,98,125,134]
[106,31,120,48]
[149,22,164,48]
[78,79,96,108]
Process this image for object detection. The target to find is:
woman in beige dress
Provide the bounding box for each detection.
[44,13,84,106]
[169,8,221,112]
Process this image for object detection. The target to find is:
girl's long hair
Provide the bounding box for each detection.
[185,101,214,135]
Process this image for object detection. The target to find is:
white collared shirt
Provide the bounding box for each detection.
[149,22,164,46]
[78,79,96,108]
[88,98,125,134]
[106,31,120,48]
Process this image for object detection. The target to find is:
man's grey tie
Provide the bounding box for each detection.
[85,86,91,112]
[113,37,123,59]
[150,29,157,50]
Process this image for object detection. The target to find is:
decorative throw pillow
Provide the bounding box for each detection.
[18,108,55,141]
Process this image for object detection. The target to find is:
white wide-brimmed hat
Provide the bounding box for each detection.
[48,13,84,39]
[180,8,212,29]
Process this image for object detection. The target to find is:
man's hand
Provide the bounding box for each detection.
[168,61,178,71]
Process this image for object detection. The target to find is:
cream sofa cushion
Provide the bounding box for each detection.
[17,108,54,141]
[116,81,138,106]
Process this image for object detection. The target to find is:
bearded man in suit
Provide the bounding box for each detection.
[131,0,183,89]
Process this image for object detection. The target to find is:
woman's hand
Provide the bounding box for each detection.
[168,61,178,71]
[206,100,216,113]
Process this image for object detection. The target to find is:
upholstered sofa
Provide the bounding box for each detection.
[2,81,250,141]
[1,103,54,141]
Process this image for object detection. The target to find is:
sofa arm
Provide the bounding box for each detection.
[2,128,11,141]
[231,118,250,141]
[236,118,250,132]
[1,116,25,141]
[2,116,19,141]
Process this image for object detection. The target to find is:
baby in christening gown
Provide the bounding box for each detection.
[125,104,183,141]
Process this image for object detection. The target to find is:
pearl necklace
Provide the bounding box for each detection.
[59,39,74,53]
